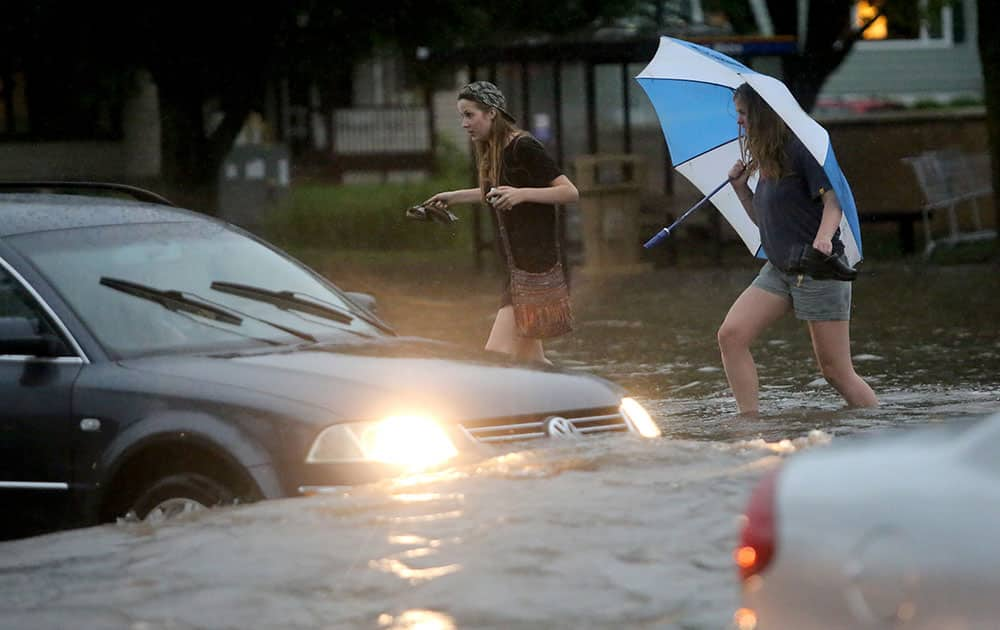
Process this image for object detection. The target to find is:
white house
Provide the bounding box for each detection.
[818,0,983,110]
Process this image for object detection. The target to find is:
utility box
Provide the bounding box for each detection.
[218,144,291,233]
[574,154,648,273]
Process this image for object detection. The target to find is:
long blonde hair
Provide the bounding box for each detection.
[465,101,524,198]
[734,83,788,179]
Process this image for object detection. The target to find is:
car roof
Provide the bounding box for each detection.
[0,192,208,237]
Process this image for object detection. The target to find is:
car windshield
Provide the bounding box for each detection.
[8,221,389,358]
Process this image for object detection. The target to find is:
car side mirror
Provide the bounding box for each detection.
[0,316,69,357]
[345,291,378,314]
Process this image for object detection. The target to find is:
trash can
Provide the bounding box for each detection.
[573,154,648,273]
[218,144,291,233]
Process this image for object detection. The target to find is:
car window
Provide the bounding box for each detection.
[7,221,386,358]
[0,263,74,354]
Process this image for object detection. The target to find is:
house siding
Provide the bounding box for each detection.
[821,45,982,101]
[819,0,982,102]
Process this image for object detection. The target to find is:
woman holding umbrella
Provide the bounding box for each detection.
[718,83,878,415]
[423,81,579,363]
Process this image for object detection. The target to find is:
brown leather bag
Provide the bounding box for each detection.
[496,210,574,339]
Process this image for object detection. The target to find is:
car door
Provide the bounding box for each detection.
[0,261,84,539]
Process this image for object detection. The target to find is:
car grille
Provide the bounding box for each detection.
[459,406,629,443]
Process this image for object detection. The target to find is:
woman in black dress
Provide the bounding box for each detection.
[425,81,578,362]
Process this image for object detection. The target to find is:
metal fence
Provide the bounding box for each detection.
[330,107,433,181]
[332,107,430,154]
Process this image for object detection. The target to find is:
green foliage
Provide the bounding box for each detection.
[910,96,984,109]
[947,96,985,108]
[434,133,476,182]
[263,141,474,251]
[926,238,999,264]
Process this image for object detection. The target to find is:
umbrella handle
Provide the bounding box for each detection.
[643,178,733,248]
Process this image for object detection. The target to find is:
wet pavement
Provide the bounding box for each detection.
[1,260,998,630]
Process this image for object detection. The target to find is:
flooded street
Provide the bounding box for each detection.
[2,260,998,630]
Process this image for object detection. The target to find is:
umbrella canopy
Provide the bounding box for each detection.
[636,36,862,265]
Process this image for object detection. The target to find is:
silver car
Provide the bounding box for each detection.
[735,411,1000,630]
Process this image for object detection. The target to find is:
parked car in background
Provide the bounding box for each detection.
[0,183,660,540]
[734,411,1000,630]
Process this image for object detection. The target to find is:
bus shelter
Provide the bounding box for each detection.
[428,33,797,268]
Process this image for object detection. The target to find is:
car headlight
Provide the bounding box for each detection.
[620,397,661,438]
[306,415,458,470]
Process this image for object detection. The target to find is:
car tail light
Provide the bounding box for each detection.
[736,465,780,581]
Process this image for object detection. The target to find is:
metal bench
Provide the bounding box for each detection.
[902,149,997,257]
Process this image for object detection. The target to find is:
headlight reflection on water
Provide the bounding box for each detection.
[734,607,758,630]
[377,610,456,630]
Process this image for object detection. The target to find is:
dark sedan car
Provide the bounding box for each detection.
[0,184,659,540]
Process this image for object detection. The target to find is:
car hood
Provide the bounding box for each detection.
[120,337,623,424]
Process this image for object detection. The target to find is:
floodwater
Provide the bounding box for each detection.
[2,261,998,630]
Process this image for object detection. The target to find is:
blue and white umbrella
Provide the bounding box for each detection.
[637,36,862,265]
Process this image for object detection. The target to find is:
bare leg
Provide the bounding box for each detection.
[717,287,791,415]
[807,320,879,408]
[485,305,548,363]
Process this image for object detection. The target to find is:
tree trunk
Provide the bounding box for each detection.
[768,0,857,112]
[781,56,833,113]
[154,71,216,213]
[152,66,265,216]
[143,6,284,215]
[978,0,1000,237]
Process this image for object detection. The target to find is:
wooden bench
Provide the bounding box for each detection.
[860,210,927,254]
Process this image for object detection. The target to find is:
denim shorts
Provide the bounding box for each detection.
[751,261,852,321]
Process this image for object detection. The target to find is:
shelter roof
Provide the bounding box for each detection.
[429,29,797,65]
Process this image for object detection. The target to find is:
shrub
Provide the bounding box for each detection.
[263,136,474,251]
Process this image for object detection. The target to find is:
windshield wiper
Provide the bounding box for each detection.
[101,277,243,325]
[210,281,354,325]
[100,277,317,343]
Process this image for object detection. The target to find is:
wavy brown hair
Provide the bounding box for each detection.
[459,97,524,199]
[734,83,788,179]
